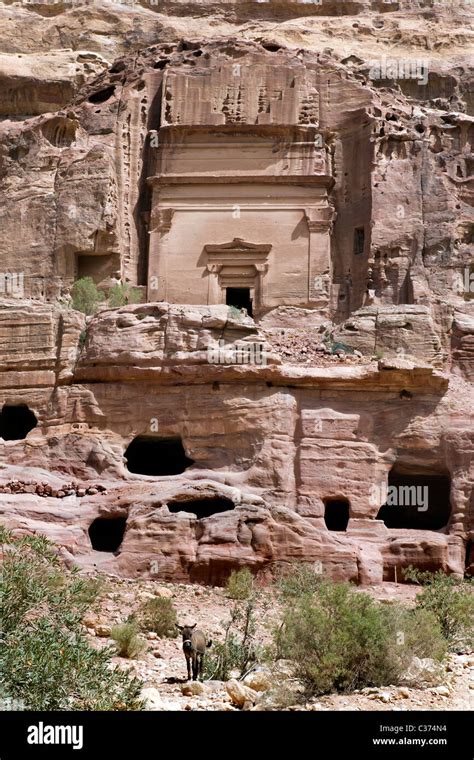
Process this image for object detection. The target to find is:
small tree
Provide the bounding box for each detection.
[204,578,269,681]
[71,277,105,316]
[203,597,260,681]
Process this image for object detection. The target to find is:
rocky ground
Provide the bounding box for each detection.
[263,328,371,366]
[82,578,473,712]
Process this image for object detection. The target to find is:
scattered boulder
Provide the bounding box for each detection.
[402,657,443,686]
[94,623,112,638]
[181,681,207,697]
[243,668,272,692]
[141,687,162,710]
[154,587,174,599]
[226,679,259,708]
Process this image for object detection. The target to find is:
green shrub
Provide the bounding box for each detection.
[404,567,474,650]
[386,605,447,670]
[227,305,243,320]
[225,568,254,600]
[107,282,143,308]
[0,528,143,710]
[71,277,105,316]
[276,563,322,602]
[275,579,447,697]
[111,619,146,659]
[138,597,177,638]
[202,632,251,681]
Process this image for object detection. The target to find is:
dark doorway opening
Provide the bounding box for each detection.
[382,559,444,583]
[376,467,451,530]
[76,252,117,283]
[89,517,126,553]
[324,498,350,531]
[226,287,253,317]
[0,404,38,440]
[168,497,234,519]
[353,226,365,255]
[124,436,194,476]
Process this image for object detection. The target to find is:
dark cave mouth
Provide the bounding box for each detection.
[167,497,235,519]
[0,404,38,440]
[124,436,194,476]
[324,498,350,531]
[88,516,127,553]
[376,467,451,530]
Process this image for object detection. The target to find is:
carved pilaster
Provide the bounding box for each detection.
[147,207,174,301]
[205,263,223,303]
[304,207,336,306]
[254,262,269,308]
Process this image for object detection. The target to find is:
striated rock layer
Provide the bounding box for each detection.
[0,1,473,585]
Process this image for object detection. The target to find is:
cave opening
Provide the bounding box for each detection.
[376,466,451,530]
[0,404,38,440]
[88,517,127,553]
[167,497,234,519]
[262,43,282,53]
[324,498,350,531]
[88,86,116,104]
[125,436,194,476]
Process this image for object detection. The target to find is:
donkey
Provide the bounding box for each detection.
[176,623,212,681]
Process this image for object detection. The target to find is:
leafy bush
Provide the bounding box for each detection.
[227,305,243,320]
[275,579,447,697]
[107,283,143,308]
[387,605,447,669]
[276,563,322,602]
[0,528,143,710]
[202,631,252,682]
[225,568,254,600]
[138,597,177,638]
[404,567,474,650]
[71,278,142,316]
[111,619,146,658]
[71,277,105,316]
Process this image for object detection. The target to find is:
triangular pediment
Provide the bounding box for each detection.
[205,238,272,255]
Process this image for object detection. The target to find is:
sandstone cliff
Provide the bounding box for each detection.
[0,0,473,585]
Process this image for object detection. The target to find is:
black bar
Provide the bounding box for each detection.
[0,710,469,758]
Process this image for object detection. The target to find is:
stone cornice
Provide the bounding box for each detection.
[147,174,335,189]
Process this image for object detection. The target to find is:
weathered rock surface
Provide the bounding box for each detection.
[0,1,473,586]
[0,50,108,116]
